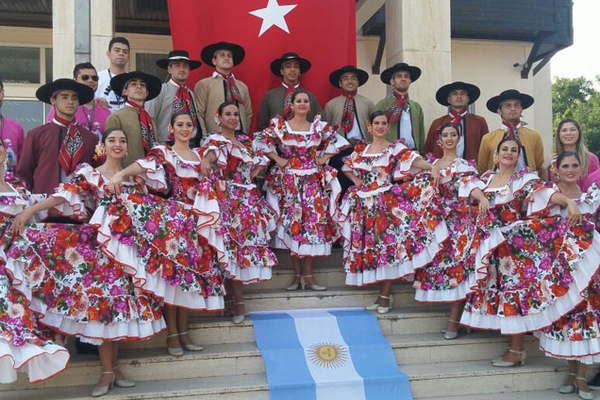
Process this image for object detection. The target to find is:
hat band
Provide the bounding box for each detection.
[168,56,191,61]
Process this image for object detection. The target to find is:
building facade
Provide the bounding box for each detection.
[0,0,572,155]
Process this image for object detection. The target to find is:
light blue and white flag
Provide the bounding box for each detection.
[251,308,413,400]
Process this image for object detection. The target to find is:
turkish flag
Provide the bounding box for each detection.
[167,0,356,131]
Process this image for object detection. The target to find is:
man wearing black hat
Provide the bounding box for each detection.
[324,65,374,194]
[424,81,489,161]
[375,62,425,151]
[146,50,203,146]
[17,79,97,195]
[478,89,544,176]
[257,52,321,129]
[193,42,251,134]
[105,71,162,166]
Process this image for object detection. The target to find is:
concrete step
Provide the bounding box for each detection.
[424,390,574,400]
[120,305,450,349]
[271,248,343,269]
[1,330,543,392]
[253,266,348,290]
[244,284,419,311]
[2,358,569,400]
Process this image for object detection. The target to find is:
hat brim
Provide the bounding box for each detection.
[156,58,201,70]
[329,66,369,88]
[201,42,245,66]
[486,92,534,113]
[36,79,95,105]
[380,65,421,84]
[435,82,481,106]
[270,57,311,76]
[110,71,163,101]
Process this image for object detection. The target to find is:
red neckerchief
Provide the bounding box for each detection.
[127,100,155,153]
[172,80,198,129]
[54,115,85,175]
[341,90,357,134]
[217,71,245,105]
[448,108,468,125]
[282,82,300,120]
[501,118,521,141]
[387,91,408,123]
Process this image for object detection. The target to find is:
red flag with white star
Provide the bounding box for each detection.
[167,0,356,131]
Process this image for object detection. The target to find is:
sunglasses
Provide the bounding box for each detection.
[80,74,99,82]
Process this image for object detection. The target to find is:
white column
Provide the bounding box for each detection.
[90,0,114,71]
[52,0,76,79]
[385,0,452,127]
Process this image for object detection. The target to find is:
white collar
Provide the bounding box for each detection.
[282,82,300,89]
[212,71,236,79]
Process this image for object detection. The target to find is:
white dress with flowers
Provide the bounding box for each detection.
[0,184,69,384]
[337,141,448,286]
[6,164,166,343]
[198,134,278,283]
[253,116,349,257]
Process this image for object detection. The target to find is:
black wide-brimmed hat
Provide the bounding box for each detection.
[110,71,162,101]
[436,81,481,106]
[486,89,534,113]
[329,65,369,88]
[156,50,201,70]
[380,62,421,84]
[201,42,245,66]
[35,78,95,105]
[270,52,311,76]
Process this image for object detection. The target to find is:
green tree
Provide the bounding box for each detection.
[552,76,600,154]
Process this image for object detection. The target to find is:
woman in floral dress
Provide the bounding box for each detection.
[108,112,223,357]
[199,102,277,324]
[537,151,600,399]
[0,142,70,384]
[338,110,447,314]
[459,137,599,368]
[412,123,505,339]
[254,90,349,291]
[9,129,165,396]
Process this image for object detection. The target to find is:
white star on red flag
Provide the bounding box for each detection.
[249,0,298,37]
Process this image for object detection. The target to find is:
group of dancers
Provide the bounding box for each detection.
[1,93,600,398]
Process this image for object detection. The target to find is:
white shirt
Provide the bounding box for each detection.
[95,69,126,111]
[346,118,362,142]
[398,105,415,149]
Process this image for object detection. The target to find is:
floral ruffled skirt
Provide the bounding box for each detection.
[461,216,600,334]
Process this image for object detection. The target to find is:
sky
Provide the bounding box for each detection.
[551,0,600,83]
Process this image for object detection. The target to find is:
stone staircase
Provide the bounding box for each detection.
[2,249,571,399]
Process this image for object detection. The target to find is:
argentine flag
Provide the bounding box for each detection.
[251,308,412,400]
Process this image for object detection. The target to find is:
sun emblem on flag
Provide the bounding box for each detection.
[307,343,348,369]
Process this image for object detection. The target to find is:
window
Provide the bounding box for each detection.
[2,100,50,133]
[135,52,169,82]
[0,45,52,85]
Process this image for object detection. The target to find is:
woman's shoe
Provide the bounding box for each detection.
[366,295,388,311]
[179,331,204,352]
[559,372,576,394]
[167,333,184,357]
[286,275,302,291]
[232,302,246,324]
[113,367,136,388]
[91,371,114,397]
[301,275,326,291]
[443,319,459,340]
[491,349,526,367]
[376,295,394,314]
[576,377,595,400]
